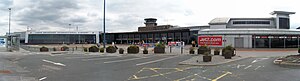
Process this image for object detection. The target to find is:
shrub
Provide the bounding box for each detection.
[100,47,105,53]
[61,46,69,51]
[83,47,88,52]
[189,47,195,54]
[198,45,209,54]
[119,48,124,54]
[106,46,117,53]
[155,43,165,48]
[154,43,165,54]
[222,45,235,56]
[40,46,49,52]
[127,45,139,54]
[224,50,233,59]
[89,46,99,52]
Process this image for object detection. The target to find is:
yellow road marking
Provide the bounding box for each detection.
[128,67,206,81]
[211,72,232,81]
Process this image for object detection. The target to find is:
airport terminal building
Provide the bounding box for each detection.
[14,11,300,48]
[200,11,297,48]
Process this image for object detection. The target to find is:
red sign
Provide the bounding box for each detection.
[198,36,222,46]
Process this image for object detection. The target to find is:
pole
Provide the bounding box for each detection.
[77,26,79,44]
[103,0,106,48]
[69,24,71,44]
[8,8,12,51]
[8,8,11,35]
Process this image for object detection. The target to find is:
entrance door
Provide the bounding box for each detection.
[234,37,244,48]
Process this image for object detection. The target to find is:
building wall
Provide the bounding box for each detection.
[210,24,226,29]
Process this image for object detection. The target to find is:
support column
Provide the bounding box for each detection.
[253,35,256,48]
[297,36,299,48]
[25,32,29,43]
[284,35,286,48]
[269,37,271,48]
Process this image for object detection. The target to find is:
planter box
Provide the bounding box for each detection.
[106,46,117,53]
[119,50,124,54]
[214,51,220,55]
[203,56,212,62]
[154,47,165,54]
[143,50,148,54]
[40,47,49,52]
[224,50,233,59]
[127,48,139,54]
[198,49,206,54]
[189,51,195,54]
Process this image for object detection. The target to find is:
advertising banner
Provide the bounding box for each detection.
[198,36,222,46]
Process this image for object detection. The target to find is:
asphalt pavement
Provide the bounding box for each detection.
[1,52,300,81]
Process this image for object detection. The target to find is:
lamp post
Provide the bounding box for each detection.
[102,0,106,48]
[8,8,11,35]
[8,8,12,51]
[68,24,71,44]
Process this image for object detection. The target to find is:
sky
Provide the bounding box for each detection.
[0,0,300,35]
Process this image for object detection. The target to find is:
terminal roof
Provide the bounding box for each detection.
[208,17,230,25]
[270,11,295,15]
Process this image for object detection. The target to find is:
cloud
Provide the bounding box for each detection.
[0,0,300,36]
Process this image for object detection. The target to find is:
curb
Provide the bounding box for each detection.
[178,57,250,66]
[273,58,300,66]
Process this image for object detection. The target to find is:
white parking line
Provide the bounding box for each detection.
[251,58,269,64]
[136,55,180,66]
[39,77,47,81]
[237,64,246,69]
[42,59,66,66]
[254,66,262,70]
[244,65,252,69]
[82,56,124,61]
[103,56,156,64]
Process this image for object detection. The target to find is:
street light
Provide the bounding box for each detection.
[102,0,106,48]
[8,8,11,35]
[8,8,12,51]
[68,24,71,44]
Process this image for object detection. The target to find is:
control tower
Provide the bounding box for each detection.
[144,18,157,27]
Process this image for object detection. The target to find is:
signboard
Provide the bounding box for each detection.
[168,41,184,47]
[0,38,6,47]
[198,36,222,46]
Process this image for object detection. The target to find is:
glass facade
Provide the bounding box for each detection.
[27,29,193,45]
[279,18,290,29]
[253,35,299,48]
[28,34,96,44]
[233,21,270,24]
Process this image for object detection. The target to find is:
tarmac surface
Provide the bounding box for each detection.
[0,47,300,81]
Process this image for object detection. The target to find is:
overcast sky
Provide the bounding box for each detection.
[0,0,300,35]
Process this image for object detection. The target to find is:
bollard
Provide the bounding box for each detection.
[170,46,172,53]
[181,46,183,54]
